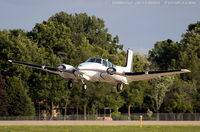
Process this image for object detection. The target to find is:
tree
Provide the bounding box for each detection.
[121,53,150,119]
[149,39,180,70]
[177,21,200,112]
[0,73,8,116]
[162,79,194,113]
[3,11,200,117]
[148,21,200,113]
[6,76,35,116]
[70,82,83,119]
[122,82,148,119]
[148,75,174,120]
[47,12,123,54]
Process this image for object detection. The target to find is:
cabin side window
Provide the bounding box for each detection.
[103,60,108,67]
[96,58,102,64]
[108,61,112,67]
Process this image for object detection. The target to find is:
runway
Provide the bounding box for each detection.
[0,121,200,126]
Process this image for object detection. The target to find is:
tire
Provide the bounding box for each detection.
[68,80,73,89]
[82,84,87,91]
[117,83,123,92]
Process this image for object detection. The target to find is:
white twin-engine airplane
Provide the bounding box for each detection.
[8,49,190,91]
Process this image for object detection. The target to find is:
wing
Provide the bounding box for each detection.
[125,69,190,83]
[8,60,59,74]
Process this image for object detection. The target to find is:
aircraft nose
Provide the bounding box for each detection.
[77,64,84,70]
[77,64,85,74]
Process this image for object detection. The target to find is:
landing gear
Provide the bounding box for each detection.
[81,79,87,91]
[117,83,123,92]
[68,80,73,89]
[82,84,87,91]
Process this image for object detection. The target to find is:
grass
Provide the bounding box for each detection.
[0,125,200,132]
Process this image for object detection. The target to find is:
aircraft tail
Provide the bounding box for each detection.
[125,49,133,72]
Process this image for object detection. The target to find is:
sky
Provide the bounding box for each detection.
[0,0,200,54]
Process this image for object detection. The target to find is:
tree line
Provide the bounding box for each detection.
[0,12,200,118]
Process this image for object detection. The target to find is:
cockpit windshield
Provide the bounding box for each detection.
[86,58,102,64]
[86,58,115,67]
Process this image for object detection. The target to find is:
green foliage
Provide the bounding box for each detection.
[132,52,150,71]
[0,12,199,116]
[0,73,8,116]
[6,76,35,116]
[121,53,151,114]
[162,79,194,113]
[149,21,200,113]
[149,39,180,70]
[148,76,174,113]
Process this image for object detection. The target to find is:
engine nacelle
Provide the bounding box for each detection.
[57,64,76,72]
[107,67,116,75]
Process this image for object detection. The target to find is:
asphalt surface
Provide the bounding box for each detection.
[0,121,200,126]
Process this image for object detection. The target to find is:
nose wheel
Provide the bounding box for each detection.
[68,80,73,89]
[117,83,123,92]
[81,79,87,91]
[82,84,87,91]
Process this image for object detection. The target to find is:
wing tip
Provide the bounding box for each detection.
[42,66,45,69]
[181,69,191,73]
[8,60,12,63]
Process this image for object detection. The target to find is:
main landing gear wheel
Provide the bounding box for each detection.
[117,83,123,92]
[82,84,87,91]
[81,79,87,91]
[68,80,73,89]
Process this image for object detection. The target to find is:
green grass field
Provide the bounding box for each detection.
[0,125,200,132]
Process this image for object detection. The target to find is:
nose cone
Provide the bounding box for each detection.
[77,64,83,70]
[78,62,90,69]
[77,63,92,81]
[77,63,87,74]
[77,62,94,74]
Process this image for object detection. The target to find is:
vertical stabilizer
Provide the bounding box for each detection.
[125,49,133,72]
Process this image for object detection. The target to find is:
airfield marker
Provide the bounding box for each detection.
[140,115,142,128]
